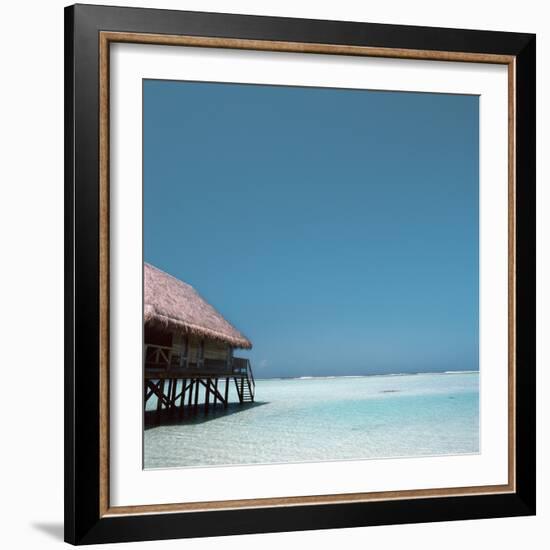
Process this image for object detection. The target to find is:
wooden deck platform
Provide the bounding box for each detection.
[144,368,248,380]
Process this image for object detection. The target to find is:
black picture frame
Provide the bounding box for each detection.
[65,3,536,545]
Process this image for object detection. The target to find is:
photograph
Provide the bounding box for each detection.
[142,79,480,469]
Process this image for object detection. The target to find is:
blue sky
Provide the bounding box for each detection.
[143,79,479,378]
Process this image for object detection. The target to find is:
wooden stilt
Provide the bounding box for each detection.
[166,379,172,409]
[157,379,165,413]
[174,379,180,410]
[213,378,219,407]
[167,379,174,410]
[179,378,187,416]
[204,379,210,415]
[234,378,238,402]
[224,377,229,408]
[187,379,195,414]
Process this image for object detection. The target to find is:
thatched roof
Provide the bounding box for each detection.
[144,263,252,349]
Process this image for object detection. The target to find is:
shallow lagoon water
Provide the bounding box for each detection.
[144,372,479,469]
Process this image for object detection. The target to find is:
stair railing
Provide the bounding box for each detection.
[246,358,255,399]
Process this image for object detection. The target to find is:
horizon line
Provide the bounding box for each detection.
[255,369,479,381]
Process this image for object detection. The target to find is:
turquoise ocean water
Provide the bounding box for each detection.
[144,372,479,469]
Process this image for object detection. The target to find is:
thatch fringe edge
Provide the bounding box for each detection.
[144,310,252,349]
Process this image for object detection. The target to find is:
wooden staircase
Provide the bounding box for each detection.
[233,358,255,403]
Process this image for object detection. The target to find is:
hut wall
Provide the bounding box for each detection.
[183,336,230,364]
[204,340,230,360]
[171,332,184,354]
[144,326,233,365]
[183,335,198,364]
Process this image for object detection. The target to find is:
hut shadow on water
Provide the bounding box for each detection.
[145,401,268,429]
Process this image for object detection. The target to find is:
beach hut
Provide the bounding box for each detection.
[144,262,254,416]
